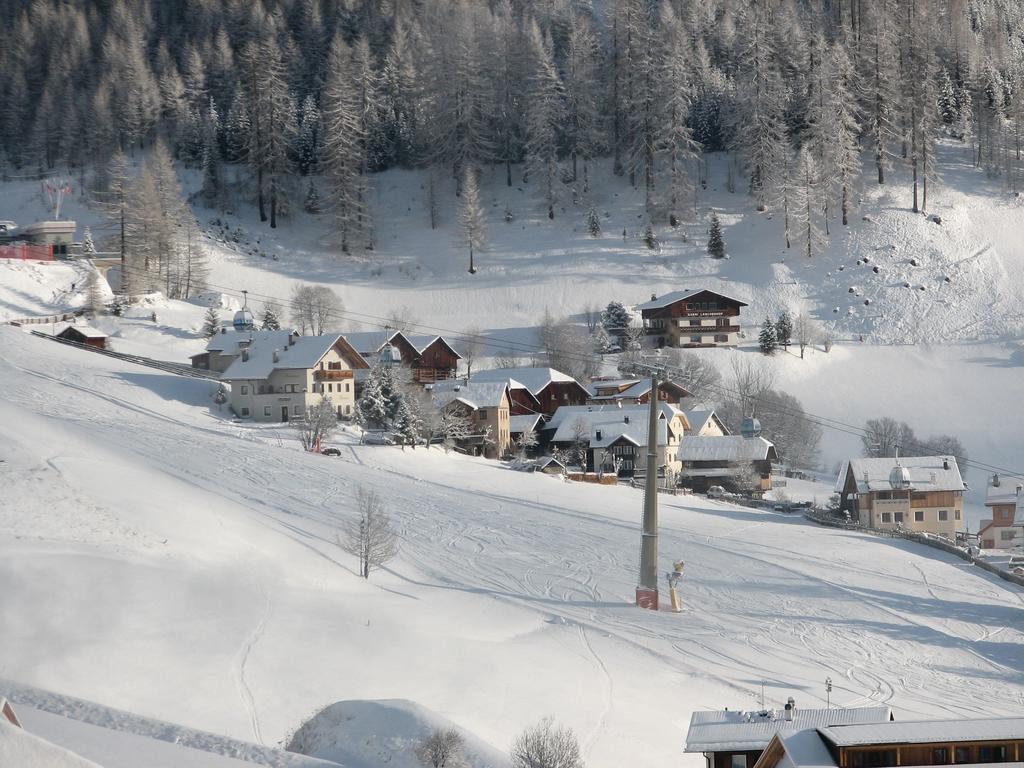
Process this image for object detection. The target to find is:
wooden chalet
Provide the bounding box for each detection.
[637,289,747,348]
[754,716,1024,768]
[470,367,589,417]
[586,377,692,405]
[677,435,778,494]
[343,330,461,384]
[55,324,108,349]
[979,473,1024,550]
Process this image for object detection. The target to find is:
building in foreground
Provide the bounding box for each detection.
[834,456,965,539]
[979,473,1024,550]
[677,435,778,494]
[428,379,512,459]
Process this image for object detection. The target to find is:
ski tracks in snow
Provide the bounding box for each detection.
[578,624,613,760]
[235,587,271,746]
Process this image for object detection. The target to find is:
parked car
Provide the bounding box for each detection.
[707,485,726,498]
[362,431,396,445]
[321,447,341,456]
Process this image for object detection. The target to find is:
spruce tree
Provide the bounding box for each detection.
[303,180,321,214]
[82,227,96,256]
[759,316,778,355]
[202,307,221,338]
[601,301,631,339]
[707,213,725,258]
[776,311,793,349]
[457,165,487,274]
[587,207,601,237]
[260,303,282,331]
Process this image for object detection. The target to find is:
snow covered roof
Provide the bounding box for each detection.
[221,334,366,380]
[471,367,582,395]
[677,435,777,463]
[637,289,748,311]
[545,403,685,432]
[549,408,671,448]
[205,329,294,353]
[587,378,693,401]
[837,456,965,494]
[510,414,543,435]
[339,330,397,356]
[0,718,102,768]
[430,380,509,410]
[57,324,106,339]
[773,728,841,768]
[985,474,1024,508]
[818,717,1024,747]
[684,707,893,753]
[684,409,729,435]
[403,333,461,358]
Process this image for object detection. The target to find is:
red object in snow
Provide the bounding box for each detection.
[635,586,659,611]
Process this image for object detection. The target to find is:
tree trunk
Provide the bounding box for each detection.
[257,166,266,222]
[842,182,849,226]
[270,175,278,228]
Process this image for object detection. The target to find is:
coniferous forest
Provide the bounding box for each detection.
[1,0,1022,269]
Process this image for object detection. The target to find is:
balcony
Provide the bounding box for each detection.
[678,322,740,333]
[314,369,354,381]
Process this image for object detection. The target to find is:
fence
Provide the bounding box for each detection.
[0,244,53,261]
[803,509,1024,589]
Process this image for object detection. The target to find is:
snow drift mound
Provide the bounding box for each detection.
[0,717,103,768]
[286,699,509,768]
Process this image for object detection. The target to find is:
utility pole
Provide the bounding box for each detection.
[637,364,662,609]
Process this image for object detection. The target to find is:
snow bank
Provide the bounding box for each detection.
[287,699,508,768]
[0,717,103,768]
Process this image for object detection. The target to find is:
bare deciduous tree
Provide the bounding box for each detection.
[291,284,342,335]
[461,326,485,379]
[663,349,722,401]
[510,718,584,768]
[340,487,398,579]
[495,351,522,369]
[294,396,339,452]
[386,305,418,332]
[582,302,600,333]
[794,312,815,359]
[416,728,466,768]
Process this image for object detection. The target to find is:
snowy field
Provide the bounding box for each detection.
[1,328,1022,767]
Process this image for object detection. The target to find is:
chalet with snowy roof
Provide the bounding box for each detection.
[677,432,778,494]
[685,701,893,768]
[221,333,368,423]
[638,289,747,348]
[343,330,461,384]
[509,413,544,451]
[55,324,107,350]
[754,715,1024,768]
[545,403,689,477]
[835,456,965,539]
[470,367,589,417]
[979,473,1024,550]
[429,379,512,459]
[586,376,692,406]
[685,408,730,437]
[190,328,297,373]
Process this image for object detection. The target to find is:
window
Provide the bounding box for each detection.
[894,512,904,523]
[932,749,949,764]
[1001,530,1017,541]
[881,513,892,523]
[938,510,948,521]
[978,745,1007,762]
[915,510,924,522]
[954,747,971,764]
[241,407,250,417]
[293,405,302,416]
[690,336,703,343]
[717,317,730,327]
[851,749,897,767]
[328,383,333,392]
[708,302,718,310]
[345,404,351,414]
[689,319,700,326]
[241,385,248,395]
[264,406,271,416]
[715,335,728,343]
[955,509,961,520]
[479,410,488,419]
[345,383,350,392]
[731,756,747,768]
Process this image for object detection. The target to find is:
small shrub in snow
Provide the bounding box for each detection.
[416,728,466,768]
[511,718,583,768]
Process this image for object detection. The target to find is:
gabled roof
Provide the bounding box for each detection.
[587,378,693,401]
[545,403,688,437]
[57,324,106,339]
[677,435,777,462]
[684,707,893,753]
[510,414,543,435]
[768,728,841,768]
[205,329,294,353]
[471,367,584,396]
[818,717,1024,747]
[430,380,510,410]
[985,474,1024,508]
[403,333,461,358]
[637,289,748,311]
[549,407,678,448]
[221,334,367,380]
[684,409,730,435]
[342,330,462,360]
[836,456,965,494]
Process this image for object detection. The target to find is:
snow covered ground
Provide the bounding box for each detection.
[1,328,1022,767]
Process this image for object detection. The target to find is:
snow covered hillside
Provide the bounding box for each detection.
[1,328,1022,768]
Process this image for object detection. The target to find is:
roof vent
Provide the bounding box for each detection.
[241,349,249,362]
[993,473,1000,487]
[624,415,630,424]
[784,697,796,722]
[595,429,602,441]
[943,458,950,470]
[273,350,280,363]
[1016,484,1022,497]
[651,293,657,301]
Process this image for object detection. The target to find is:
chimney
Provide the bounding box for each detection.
[993,473,1001,487]
[595,429,602,442]
[1016,484,1022,497]
[624,415,630,424]
[651,293,657,301]
[784,697,796,721]
[241,349,249,362]
[273,350,280,363]
[943,458,950,470]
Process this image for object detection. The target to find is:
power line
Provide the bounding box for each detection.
[200,280,1024,480]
